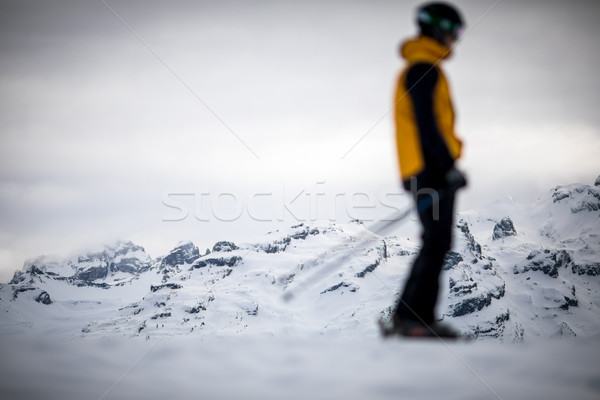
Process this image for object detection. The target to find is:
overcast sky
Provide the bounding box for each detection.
[1,0,599,281]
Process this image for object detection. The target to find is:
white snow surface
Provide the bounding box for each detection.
[1,179,599,399]
[1,335,599,400]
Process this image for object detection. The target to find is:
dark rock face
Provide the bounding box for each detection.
[77,266,108,282]
[27,265,45,276]
[469,311,511,339]
[159,242,201,282]
[571,262,600,276]
[560,296,578,310]
[9,271,25,285]
[12,287,36,300]
[355,260,379,278]
[552,185,600,213]
[185,304,207,314]
[448,284,505,317]
[493,217,517,240]
[449,278,477,296]
[261,238,290,254]
[70,279,110,289]
[443,251,463,271]
[290,227,320,240]
[192,256,242,269]
[246,305,259,316]
[212,241,239,253]
[457,220,482,259]
[259,225,321,254]
[110,259,140,274]
[7,241,152,288]
[10,266,46,284]
[73,241,152,283]
[320,282,357,294]
[163,242,200,266]
[445,219,507,336]
[150,283,182,292]
[35,291,52,305]
[151,312,171,320]
[514,249,572,278]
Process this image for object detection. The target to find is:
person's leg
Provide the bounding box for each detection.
[393,188,455,325]
[417,190,455,321]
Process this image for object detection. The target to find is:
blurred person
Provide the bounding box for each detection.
[386,2,468,338]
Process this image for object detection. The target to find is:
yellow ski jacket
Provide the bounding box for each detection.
[394,36,462,182]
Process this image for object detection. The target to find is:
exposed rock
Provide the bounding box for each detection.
[514,249,572,278]
[320,282,357,294]
[560,296,578,310]
[457,220,482,259]
[571,262,600,276]
[159,242,201,282]
[443,251,463,271]
[258,225,322,254]
[552,185,600,213]
[9,270,25,285]
[355,259,379,278]
[552,322,576,337]
[12,287,36,300]
[162,242,200,266]
[77,266,108,282]
[185,304,207,314]
[289,226,319,241]
[445,219,506,323]
[150,283,182,292]
[71,241,152,283]
[552,188,570,203]
[449,277,477,296]
[492,217,517,240]
[469,311,510,339]
[151,312,171,320]
[192,256,242,269]
[70,280,109,289]
[448,284,505,317]
[260,237,291,253]
[245,304,259,316]
[571,189,600,212]
[212,241,239,253]
[34,291,52,305]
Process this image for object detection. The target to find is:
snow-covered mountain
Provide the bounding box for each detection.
[1,177,599,341]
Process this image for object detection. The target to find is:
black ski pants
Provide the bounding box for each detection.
[393,183,455,325]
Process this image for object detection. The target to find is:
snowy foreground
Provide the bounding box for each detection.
[1,178,599,399]
[1,334,599,400]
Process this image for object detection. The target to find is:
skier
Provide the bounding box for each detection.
[388,2,467,338]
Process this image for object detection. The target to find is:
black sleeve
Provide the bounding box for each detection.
[405,63,454,178]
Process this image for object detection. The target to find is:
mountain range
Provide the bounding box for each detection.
[1,177,599,341]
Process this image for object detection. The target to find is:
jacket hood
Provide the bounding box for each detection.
[400,36,452,63]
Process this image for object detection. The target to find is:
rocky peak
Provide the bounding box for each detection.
[211,241,239,253]
[492,217,517,240]
[551,183,600,213]
[162,242,200,267]
[74,240,152,282]
[158,241,200,282]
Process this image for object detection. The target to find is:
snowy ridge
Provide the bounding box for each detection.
[1,178,599,341]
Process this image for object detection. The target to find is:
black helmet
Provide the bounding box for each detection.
[417,2,464,43]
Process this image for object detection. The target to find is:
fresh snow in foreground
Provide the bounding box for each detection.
[0,335,599,400]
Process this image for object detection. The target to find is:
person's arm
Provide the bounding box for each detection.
[405,63,454,177]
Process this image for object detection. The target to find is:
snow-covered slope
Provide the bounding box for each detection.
[1,178,599,342]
